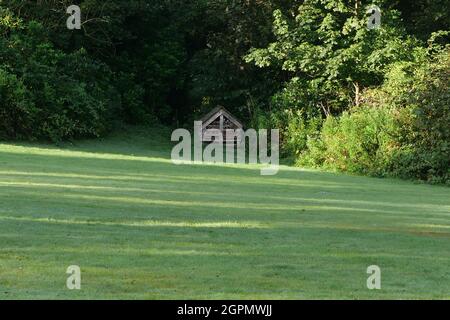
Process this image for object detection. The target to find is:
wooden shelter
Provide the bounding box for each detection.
[199,106,244,143]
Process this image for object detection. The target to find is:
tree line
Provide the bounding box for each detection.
[0,1,448,183]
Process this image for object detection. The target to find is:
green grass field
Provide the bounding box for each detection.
[0,127,449,299]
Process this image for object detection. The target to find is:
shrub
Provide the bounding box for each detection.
[386,48,450,183]
[300,105,398,175]
[0,68,36,139]
[0,20,117,142]
[299,47,450,184]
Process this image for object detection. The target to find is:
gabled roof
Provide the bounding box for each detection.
[199,105,243,129]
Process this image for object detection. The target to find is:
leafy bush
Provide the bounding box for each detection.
[300,105,398,175]
[273,110,322,159]
[0,18,117,142]
[245,1,418,117]
[0,68,36,139]
[386,48,450,183]
[300,47,450,184]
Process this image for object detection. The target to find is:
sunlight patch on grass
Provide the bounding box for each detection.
[1,129,450,299]
[279,221,450,238]
[0,215,266,229]
[0,144,172,164]
[411,224,450,230]
[0,181,214,196]
[7,190,418,214]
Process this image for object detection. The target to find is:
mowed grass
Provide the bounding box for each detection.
[0,126,449,299]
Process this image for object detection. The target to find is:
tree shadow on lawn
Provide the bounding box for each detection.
[1,125,174,159]
[1,145,450,212]
[1,142,446,189]
[1,128,450,299]
[2,181,450,239]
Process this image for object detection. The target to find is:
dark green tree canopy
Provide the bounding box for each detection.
[0,0,448,182]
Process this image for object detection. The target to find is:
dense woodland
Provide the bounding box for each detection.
[0,0,449,183]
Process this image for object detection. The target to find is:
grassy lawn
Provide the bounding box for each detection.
[0,126,449,299]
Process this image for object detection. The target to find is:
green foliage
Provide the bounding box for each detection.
[1,0,187,125]
[300,105,397,175]
[0,0,448,183]
[257,107,323,159]
[2,127,450,299]
[0,68,36,139]
[386,48,450,183]
[396,0,450,41]
[185,0,289,122]
[245,0,417,116]
[300,47,450,184]
[242,1,449,183]
[0,15,116,141]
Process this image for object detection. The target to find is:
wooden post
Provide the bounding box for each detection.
[220,115,224,142]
